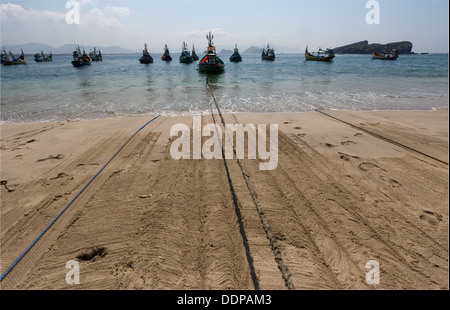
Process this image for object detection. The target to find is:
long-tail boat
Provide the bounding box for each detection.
[305,46,335,61]
[229,44,242,62]
[139,43,153,64]
[191,45,199,61]
[3,49,27,65]
[197,32,225,73]
[179,41,193,63]
[71,45,92,67]
[161,44,172,61]
[261,44,275,61]
[372,47,398,60]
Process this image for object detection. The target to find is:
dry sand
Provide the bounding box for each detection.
[0,108,448,290]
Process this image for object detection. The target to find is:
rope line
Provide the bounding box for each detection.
[206,79,295,290]
[315,109,448,166]
[0,114,161,282]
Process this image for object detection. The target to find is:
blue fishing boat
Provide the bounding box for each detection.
[179,41,193,63]
[3,49,27,66]
[261,44,275,61]
[34,50,52,62]
[229,44,242,62]
[89,47,102,61]
[139,43,153,64]
[191,44,199,61]
[197,32,225,73]
[71,45,92,67]
[161,44,172,61]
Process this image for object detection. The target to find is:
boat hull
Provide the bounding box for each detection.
[261,56,275,61]
[71,60,91,67]
[305,52,334,62]
[372,52,398,60]
[198,64,225,73]
[139,56,153,64]
[229,54,242,62]
[179,56,193,63]
[3,58,26,66]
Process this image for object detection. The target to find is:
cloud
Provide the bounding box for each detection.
[183,28,232,39]
[0,3,65,23]
[105,6,131,17]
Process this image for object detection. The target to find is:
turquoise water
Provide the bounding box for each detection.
[1,53,448,124]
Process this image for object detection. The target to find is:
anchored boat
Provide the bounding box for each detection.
[3,49,27,66]
[89,47,102,61]
[71,45,92,67]
[261,44,275,61]
[229,44,242,62]
[34,50,52,62]
[0,48,6,64]
[305,46,335,61]
[191,45,199,61]
[161,44,172,61]
[197,32,225,73]
[139,43,153,64]
[179,41,193,63]
[372,48,398,60]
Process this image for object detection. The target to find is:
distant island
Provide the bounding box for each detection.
[218,49,233,55]
[333,40,413,54]
[243,46,263,54]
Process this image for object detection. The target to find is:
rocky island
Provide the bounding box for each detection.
[333,40,413,54]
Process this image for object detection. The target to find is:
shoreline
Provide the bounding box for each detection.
[1,105,448,126]
[1,108,448,289]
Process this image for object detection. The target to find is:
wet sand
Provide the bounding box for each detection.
[0,108,448,289]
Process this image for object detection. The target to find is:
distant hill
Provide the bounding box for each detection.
[333,40,413,54]
[2,42,135,54]
[243,46,263,54]
[218,49,233,55]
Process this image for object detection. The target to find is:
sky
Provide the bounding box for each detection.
[0,0,448,53]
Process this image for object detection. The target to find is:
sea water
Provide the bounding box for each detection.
[0,53,448,124]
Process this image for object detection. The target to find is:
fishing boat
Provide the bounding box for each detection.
[1,48,7,64]
[139,43,153,64]
[191,45,199,61]
[89,47,102,61]
[179,41,193,63]
[3,49,27,65]
[229,44,242,62]
[71,45,92,67]
[261,44,275,61]
[372,48,398,60]
[161,44,172,61]
[197,32,225,73]
[305,46,335,61]
[34,50,52,62]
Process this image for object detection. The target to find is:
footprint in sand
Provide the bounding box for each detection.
[358,162,387,172]
[50,172,68,180]
[340,140,357,145]
[294,126,302,130]
[36,154,64,162]
[297,133,306,137]
[354,133,363,137]
[419,210,443,226]
[320,143,336,148]
[283,121,292,124]
[338,152,360,161]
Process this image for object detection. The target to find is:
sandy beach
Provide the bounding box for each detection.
[0,108,448,290]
